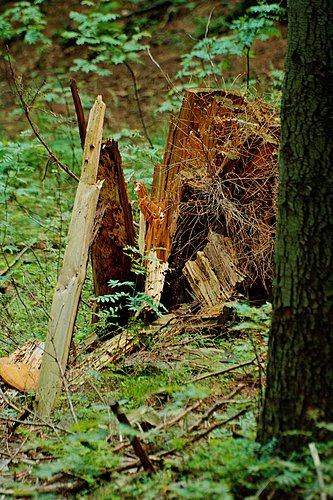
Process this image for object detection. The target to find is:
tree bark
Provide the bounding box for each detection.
[90,139,136,322]
[258,0,333,450]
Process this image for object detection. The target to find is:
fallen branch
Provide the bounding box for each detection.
[110,401,156,475]
[188,357,257,384]
[0,479,87,497]
[124,61,153,147]
[156,400,202,431]
[157,405,251,461]
[0,246,30,276]
[0,416,61,428]
[188,384,246,432]
[189,407,251,443]
[7,51,79,183]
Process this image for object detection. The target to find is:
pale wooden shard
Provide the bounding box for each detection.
[36,96,105,417]
[183,231,245,306]
[144,250,168,303]
[0,340,44,392]
[68,331,135,386]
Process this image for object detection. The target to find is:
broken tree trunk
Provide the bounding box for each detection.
[90,139,136,322]
[137,89,279,307]
[36,96,105,418]
[69,83,136,322]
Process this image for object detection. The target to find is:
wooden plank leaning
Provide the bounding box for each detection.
[36,96,105,418]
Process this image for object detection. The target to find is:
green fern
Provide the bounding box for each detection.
[0,1,51,46]
[177,2,286,87]
[61,2,150,76]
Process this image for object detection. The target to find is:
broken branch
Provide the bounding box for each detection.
[70,79,87,149]
[189,407,251,443]
[188,357,257,384]
[7,51,79,183]
[110,401,156,475]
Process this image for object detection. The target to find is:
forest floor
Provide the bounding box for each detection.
[0,2,307,499]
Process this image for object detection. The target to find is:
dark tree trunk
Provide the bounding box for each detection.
[257,0,333,450]
[90,139,136,323]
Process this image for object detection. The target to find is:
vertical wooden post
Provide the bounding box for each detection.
[36,96,105,418]
[90,139,136,321]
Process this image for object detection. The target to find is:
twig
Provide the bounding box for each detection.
[246,46,251,90]
[203,8,218,86]
[110,401,156,474]
[0,387,71,436]
[70,79,87,149]
[124,61,153,147]
[188,384,246,432]
[189,407,250,443]
[6,51,79,183]
[0,416,65,428]
[0,247,33,328]
[156,400,202,431]
[51,337,78,424]
[0,245,30,276]
[188,356,257,384]
[0,436,27,473]
[309,442,327,500]
[156,406,251,460]
[147,48,174,90]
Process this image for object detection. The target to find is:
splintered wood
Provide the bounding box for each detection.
[183,231,245,307]
[0,340,44,392]
[68,331,135,386]
[91,139,136,323]
[36,96,105,417]
[91,139,135,300]
[137,89,279,306]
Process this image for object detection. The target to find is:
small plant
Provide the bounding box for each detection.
[228,299,272,340]
[95,278,167,325]
[0,0,51,47]
[35,419,119,486]
[61,1,150,76]
[177,2,286,89]
[94,245,167,326]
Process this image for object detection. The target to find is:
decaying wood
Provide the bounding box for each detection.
[0,340,44,392]
[68,330,135,385]
[144,251,169,303]
[36,96,105,418]
[135,180,168,303]
[90,139,136,320]
[70,79,87,149]
[183,231,245,306]
[70,82,135,316]
[137,89,279,306]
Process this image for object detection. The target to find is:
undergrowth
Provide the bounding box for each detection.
[2,2,328,500]
[1,308,332,498]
